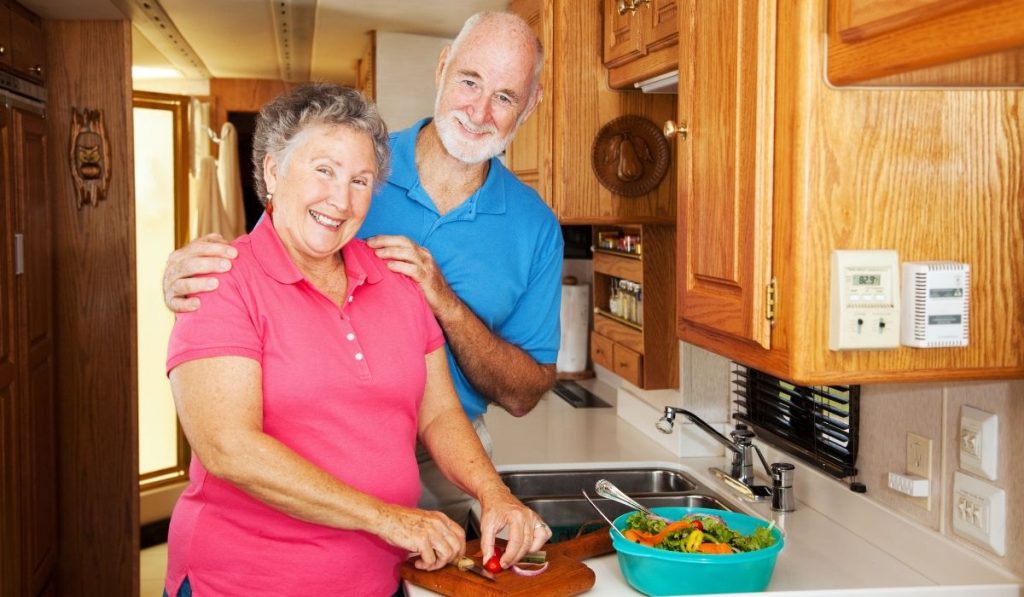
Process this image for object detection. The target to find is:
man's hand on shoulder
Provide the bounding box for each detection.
[366,235,458,317]
[163,233,239,313]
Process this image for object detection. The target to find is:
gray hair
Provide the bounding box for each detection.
[447,11,545,101]
[252,83,390,202]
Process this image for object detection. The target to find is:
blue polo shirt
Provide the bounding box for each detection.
[358,118,563,421]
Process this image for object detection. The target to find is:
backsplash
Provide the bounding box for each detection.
[602,342,1023,579]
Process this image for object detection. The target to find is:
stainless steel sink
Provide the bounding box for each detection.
[479,467,739,543]
[523,494,733,543]
[500,468,697,499]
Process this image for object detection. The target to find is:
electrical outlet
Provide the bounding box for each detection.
[960,405,998,480]
[906,432,931,478]
[952,472,1006,556]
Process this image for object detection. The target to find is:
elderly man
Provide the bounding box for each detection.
[163,11,562,529]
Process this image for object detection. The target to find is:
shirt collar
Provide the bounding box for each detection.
[389,117,508,216]
[250,215,385,286]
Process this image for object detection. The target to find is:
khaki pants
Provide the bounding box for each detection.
[415,417,493,528]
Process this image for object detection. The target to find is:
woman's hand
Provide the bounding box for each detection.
[377,504,466,571]
[476,485,552,569]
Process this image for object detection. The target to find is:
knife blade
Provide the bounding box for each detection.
[456,557,496,581]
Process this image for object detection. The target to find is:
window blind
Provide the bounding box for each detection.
[731,363,860,479]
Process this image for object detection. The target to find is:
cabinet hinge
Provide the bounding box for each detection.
[766,277,777,325]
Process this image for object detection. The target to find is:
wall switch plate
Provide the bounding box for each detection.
[960,405,998,480]
[952,472,1006,556]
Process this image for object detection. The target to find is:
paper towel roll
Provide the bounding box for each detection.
[557,283,590,373]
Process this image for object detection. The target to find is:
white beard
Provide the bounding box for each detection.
[434,109,511,165]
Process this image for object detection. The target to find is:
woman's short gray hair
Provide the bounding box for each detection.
[252,83,390,203]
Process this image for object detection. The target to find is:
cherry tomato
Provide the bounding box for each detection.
[484,554,503,574]
[691,520,704,531]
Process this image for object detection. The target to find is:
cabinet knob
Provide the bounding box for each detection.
[663,120,688,140]
[0,45,6,56]
[29,65,43,77]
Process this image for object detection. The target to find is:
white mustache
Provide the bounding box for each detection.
[450,110,497,135]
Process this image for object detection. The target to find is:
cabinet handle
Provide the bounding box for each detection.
[29,65,43,77]
[14,233,24,276]
[617,0,636,15]
[0,45,6,56]
[663,120,688,140]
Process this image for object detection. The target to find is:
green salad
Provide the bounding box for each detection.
[622,512,776,554]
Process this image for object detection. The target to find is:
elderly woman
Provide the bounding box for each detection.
[164,83,549,597]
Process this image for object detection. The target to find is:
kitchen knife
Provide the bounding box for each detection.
[456,557,496,581]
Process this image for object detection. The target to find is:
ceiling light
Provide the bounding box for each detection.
[132,66,184,80]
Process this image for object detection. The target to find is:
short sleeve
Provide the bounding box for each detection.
[413,279,445,355]
[166,270,262,374]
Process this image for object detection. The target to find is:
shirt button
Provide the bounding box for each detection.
[346,332,355,341]
[354,352,364,361]
[348,295,354,303]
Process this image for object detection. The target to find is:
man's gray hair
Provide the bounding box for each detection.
[252,83,390,202]
[446,11,545,100]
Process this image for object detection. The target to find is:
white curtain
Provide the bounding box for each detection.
[217,122,246,239]
[194,155,231,238]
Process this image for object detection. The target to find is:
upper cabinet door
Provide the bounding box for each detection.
[643,0,678,51]
[8,2,44,82]
[603,0,645,68]
[507,0,552,210]
[676,0,775,349]
[0,2,12,69]
[828,0,1024,85]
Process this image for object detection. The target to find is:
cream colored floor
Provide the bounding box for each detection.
[140,543,168,596]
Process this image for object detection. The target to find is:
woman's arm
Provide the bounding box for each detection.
[170,356,465,570]
[416,349,552,567]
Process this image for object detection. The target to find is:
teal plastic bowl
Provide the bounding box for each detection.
[610,507,784,596]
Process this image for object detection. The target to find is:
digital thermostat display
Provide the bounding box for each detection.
[853,274,881,286]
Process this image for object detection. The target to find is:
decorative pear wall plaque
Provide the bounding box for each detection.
[591,115,670,197]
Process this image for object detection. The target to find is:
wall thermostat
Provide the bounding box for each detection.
[901,261,970,348]
[829,250,901,351]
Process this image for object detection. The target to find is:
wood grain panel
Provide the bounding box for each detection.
[594,314,644,353]
[827,0,1024,85]
[508,0,553,210]
[593,251,643,282]
[855,47,1024,86]
[44,20,139,595]
[0,2,12,69]
[209,78,293,131]
[9,1,44,82]
[554,0,676,223]
[645,0,678,51]
[603,0,644,67]
[836,0,979,43]
[13,107,56,596]
[676,0,774,348]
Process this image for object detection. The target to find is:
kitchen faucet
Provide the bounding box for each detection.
[657,406,774,501]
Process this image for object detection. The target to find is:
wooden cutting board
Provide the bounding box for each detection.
[400,529,613,596]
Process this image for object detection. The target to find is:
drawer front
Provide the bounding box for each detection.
[590,332,614,371]
[612,343,643,387]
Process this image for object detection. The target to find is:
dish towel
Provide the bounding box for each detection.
[194,155,230,238]
[217,122,246,239]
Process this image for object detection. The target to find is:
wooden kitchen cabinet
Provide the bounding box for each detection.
[603,0,679,89]
[590,225,677,389]
[0,1,12,70]
[827,0,1024,85]
[6,0,44,83]
[0,102,56,597]
[674,0,1024,384]
[507,0,676,224]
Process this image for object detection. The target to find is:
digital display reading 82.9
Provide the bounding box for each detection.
[852,274,881,286]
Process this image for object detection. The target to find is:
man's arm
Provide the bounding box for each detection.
[367,235,556,417]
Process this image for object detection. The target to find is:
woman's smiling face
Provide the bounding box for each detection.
[263,124,377,270]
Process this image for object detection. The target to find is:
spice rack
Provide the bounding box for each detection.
[590,225,677,389]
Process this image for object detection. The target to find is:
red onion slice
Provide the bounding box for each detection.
[511,561,550,576]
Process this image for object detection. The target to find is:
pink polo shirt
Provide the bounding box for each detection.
[165,217,444,596]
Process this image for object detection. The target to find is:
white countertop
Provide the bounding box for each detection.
[407,387,1021,596]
